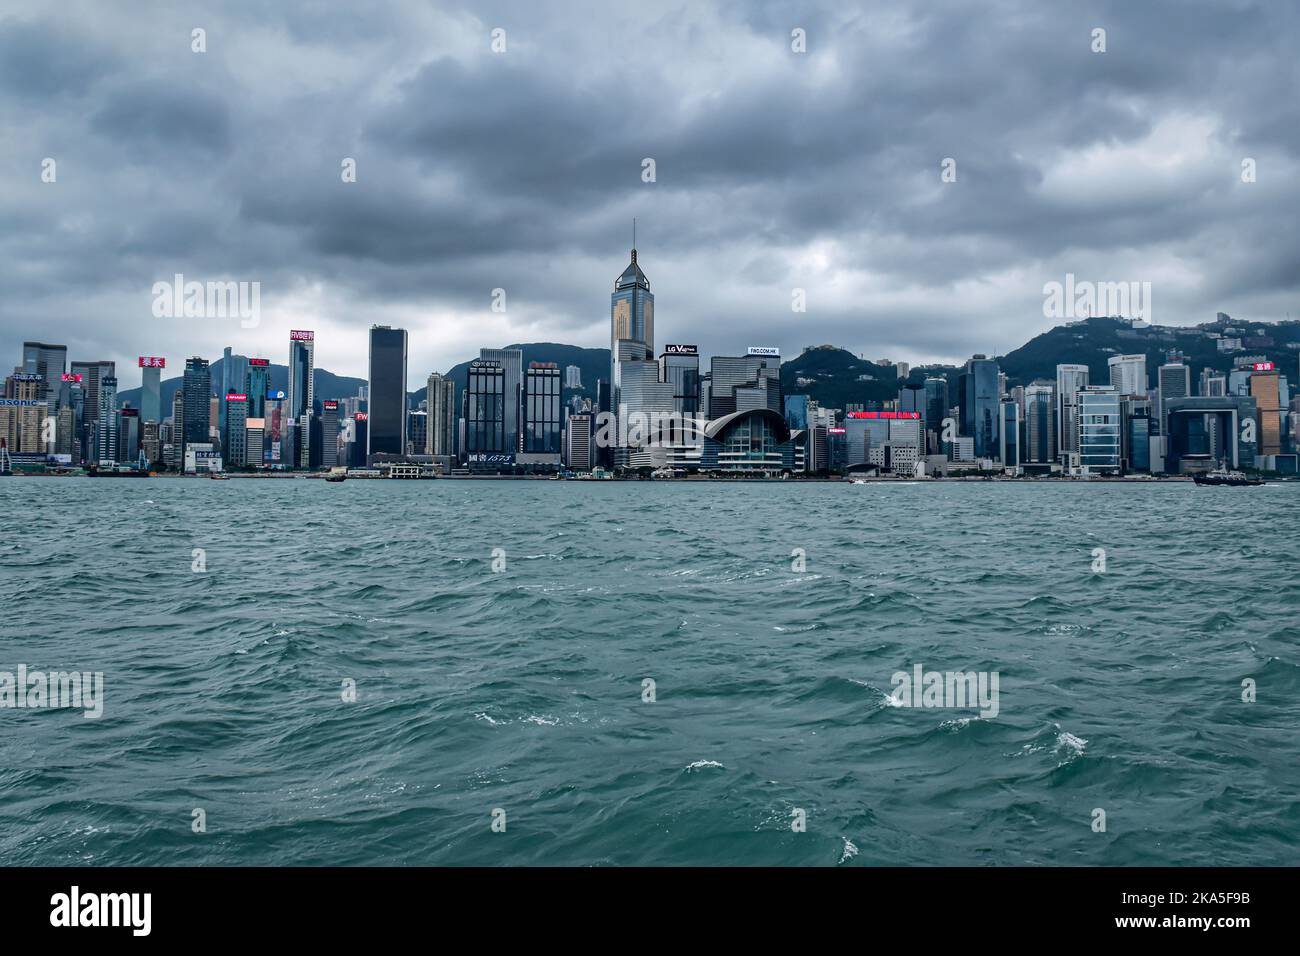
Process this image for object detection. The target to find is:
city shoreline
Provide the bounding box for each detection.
[8,471,1268,484]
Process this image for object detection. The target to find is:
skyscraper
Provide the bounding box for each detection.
[659,345,701,418]
[169,388,184,468]
[522,362,562,463]
[116,407,139,464]
[924,376,950,452]
[70,360,115,433]
[611,243,654,354]
[1157,362,1190,436]
[224,393,248,467]
[1024,382,1056,464]
[219,347,248,433]
[565,413,592,470]
[320,399,340,467]
[244,418,265,467]
[246,358,270,419]
[960,355,1001,459]
[1107,354,1148,396]
[466,360,506,461]
[425,372,456,458]
[96,376,118,463]
[406,409,426,458]
[138,356,164,422]
[22,342,66,406]
[610,239,656,450]
[1078,385,1122,474]
[288,331,315,421]
[999,400,1021,469]
[1249,364,1282,456]
[0,372,46,453]
[182,357,211,461]
[1056,364,1089,462]
[478,347,522,453]
[708,352,781,418]
[288,331,315,468]
[615,341,675,467]
[367,326,408,458]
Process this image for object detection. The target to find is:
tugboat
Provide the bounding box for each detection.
[1193,468,1264,487]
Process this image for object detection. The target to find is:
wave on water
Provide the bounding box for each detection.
[1,479,1295,866]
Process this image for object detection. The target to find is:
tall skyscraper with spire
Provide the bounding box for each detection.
[611,227,654,353]
[610,231,672,468]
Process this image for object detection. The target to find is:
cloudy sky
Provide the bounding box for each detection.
[2,0,1298,387]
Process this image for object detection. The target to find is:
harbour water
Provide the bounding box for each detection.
[1,479,1297,866]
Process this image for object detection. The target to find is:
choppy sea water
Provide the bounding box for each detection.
[1,477,1297,867]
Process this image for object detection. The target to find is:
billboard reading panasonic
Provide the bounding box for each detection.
[747,346,780,356]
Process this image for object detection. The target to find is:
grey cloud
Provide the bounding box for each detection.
[0,0,1297,380]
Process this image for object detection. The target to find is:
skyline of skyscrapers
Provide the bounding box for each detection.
[4,243,1297,479]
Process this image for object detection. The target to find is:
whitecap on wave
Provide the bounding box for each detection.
[685,759,724,771]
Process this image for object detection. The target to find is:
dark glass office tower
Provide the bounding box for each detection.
[959,355,1000,459]
[288,332,315,420]
[659,346,700,417]
[367,325,408,457]
[467,360,506,457]
[479,347,522,453]
[320,400,339,467]
[224,393,248,466]
[182,357,211,457]
[923,376,949,449]
[595,378,612,469]
[70,360,115,433]
[22,342,66,406]
[1024,384,1056,464]
[999,401,1020,468]
[524,362,562,454]
[245,359,270,418]
[897,383,927,453]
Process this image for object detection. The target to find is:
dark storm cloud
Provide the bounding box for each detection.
[0,0,1297,381]
[90,81,233,154]
[0,15,119,100]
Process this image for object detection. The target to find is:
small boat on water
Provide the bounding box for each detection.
[325,473,347,483]
[209,472,231,481]
[1193,469,1264,487]
[88,466,150,477]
